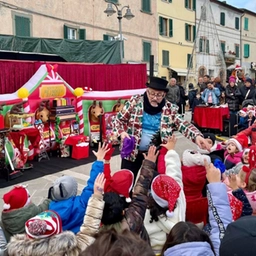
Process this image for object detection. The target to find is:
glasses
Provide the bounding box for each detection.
[147,90,165,99]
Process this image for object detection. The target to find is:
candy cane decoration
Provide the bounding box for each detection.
[77,96,84,134]
[36,123,45,151]
[23,98,32,123]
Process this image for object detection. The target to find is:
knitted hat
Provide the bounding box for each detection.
[228,194,242,221]
[151,174,181,217]
[227,134,248,152]
[229,77,236,83]
[219,216,256,256]
[25,210,62,239]
[104,170,134,203]
[3,186,30,211]
[245,77,252,84]
[203,133,216,145]
[48,176,78,201]
[182,149,211,167]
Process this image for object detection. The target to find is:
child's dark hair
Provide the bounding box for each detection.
[148,194,168,223]
[161,221,216,256]
[248,168,256,192]
[102,192,126,225]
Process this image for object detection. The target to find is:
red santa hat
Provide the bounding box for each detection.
[227,134,248,152]
[151,174,181,217]
[25,210,62,239]
[235,64,242,70]
[104,169,134,203]
[228,194,242,221]
[3,186,31,211]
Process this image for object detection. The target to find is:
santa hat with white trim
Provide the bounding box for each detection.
[104,169,134,203]
[151,174,181,217]
[227,134,248,152]
[3,185,31,211]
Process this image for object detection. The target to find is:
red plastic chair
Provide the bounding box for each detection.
[186,197,208,225]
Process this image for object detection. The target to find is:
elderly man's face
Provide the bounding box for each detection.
[198,77,203,84]
[169,79,176,86]
[146,88,165,107]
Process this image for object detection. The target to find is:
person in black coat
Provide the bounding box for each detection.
[188,83,198,110]
[177,83,188,116]
[225,77,240,114]
[239,78,256,106]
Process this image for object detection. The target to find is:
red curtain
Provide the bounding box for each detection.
[0,61,147,94]
[0,60,35,94]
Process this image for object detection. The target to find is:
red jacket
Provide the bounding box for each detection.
[238,123,256,146]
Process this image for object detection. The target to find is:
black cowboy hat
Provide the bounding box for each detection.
[146,77,169,92]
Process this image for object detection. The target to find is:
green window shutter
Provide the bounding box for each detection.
[103,34,109,41]
[159,17,164,35]
[143,42,151,62]
[169,0,172,2]
[15,16,30,37]
[206,40,210,54]
[193,25,196,41]
[220,12,225,26]
[142,0,151,13]
[63,25,68,39]
[185,23,189,40]
[235,45,239,58]
[110,0,118,3]
[221,42,225,54]
[244,17,249,30]
[244,44,250,58]
[193,0,196,11]
[185,0,189,8]
[235,17,239,30]
[187,54,193,68]
[79,29,86,40]
[199,38,203,52]
[162,50,169,66]
[169,19,173,37]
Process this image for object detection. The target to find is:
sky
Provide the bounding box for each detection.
[226,0,256,12]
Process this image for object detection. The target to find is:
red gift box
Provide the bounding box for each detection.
[72,144,89,160]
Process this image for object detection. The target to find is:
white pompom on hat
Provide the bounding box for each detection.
[3,185,30,211]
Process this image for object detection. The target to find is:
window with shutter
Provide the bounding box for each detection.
[244,44,250,58]
[143,41,151,62]
[199,38,203,52]
[169,19,173,37]
[142,0,151,13]
[103,34,109,41]
[220,12,225,26]
[193,26,196,41]
[185,23,193,41]
[244,17,249,30]
[235,44,239,58]
[162,50,169,66]
[185,0,189,8]
[79,29,86,40]
[206,40,210,54]
[159,17,164,36]
[187,54,193,68]
[63,25,68,39]
[15,15,30,37]
[193,0,196,10]
[185,23,189,41]
[235,17,239,30]
[110,0,118,3]
[221,42,225,54]
[159,17,168,36]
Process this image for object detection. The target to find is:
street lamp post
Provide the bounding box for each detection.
[104,2,135,63]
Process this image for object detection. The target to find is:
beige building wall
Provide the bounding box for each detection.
[241,11,256,79]
[0,0,158,64]
[158,0,195,82]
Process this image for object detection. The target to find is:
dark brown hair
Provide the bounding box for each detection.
[161,221,216,256]
[148,194,168,223]
[80,229,154,256]
[248,168,256,192]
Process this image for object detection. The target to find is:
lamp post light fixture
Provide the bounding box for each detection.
[104,2,135,63]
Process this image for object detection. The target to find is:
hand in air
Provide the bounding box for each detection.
[160,135,177,151]
[92,142,110,161]
[93,173,106,196]
[143,146,159,163]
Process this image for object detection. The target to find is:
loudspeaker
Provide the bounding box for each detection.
[222,114,238,137]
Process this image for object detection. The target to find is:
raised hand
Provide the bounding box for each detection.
[120,131,130,141]
[93,173,106,196]
[92,142,110,161]
[143,146,159,163]
[196,136,211,151]
[205,159,221,183]
[160,135,177,151]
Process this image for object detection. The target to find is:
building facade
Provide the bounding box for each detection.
[0,0,158,67]
[240,9,256,79]
[157,0,196,83]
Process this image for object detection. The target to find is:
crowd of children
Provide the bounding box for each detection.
[0,131,255,255]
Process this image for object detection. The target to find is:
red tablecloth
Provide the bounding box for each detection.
[194,106,230,131]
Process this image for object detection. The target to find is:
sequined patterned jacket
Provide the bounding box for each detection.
[112,94,202,161]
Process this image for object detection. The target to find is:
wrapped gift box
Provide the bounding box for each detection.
[72,142,89,160]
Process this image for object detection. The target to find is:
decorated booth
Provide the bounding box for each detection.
[0,63,146,179]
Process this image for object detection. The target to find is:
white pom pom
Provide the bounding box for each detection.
[126,197,131,203]
[3,203,10,210]
[166,210,174,218]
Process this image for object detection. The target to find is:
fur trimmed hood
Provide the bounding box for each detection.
[8,231,81,256]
